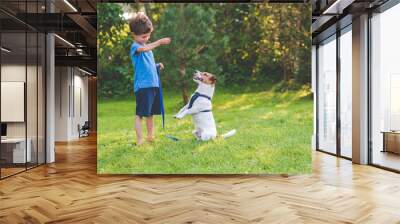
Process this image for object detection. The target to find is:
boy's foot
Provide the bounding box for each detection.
[146,137,155,143]
[136,139,144,146]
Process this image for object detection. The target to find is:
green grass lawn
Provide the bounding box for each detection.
[97,86,313,174]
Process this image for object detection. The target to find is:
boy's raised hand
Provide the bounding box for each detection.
[159,63,164,70]
[158,37,171,45]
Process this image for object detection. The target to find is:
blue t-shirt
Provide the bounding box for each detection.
[130,42,159,92]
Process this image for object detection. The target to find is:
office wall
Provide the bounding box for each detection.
[1,61,46,170]
[1,64,42,139]
[73,71,89,135]
[55,66,70,141]
[55,67,89,141]
[88,77,97,132]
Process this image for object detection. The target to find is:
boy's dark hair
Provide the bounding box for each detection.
[129,12,153,35]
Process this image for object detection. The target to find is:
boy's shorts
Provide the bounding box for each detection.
[135,87,161,117]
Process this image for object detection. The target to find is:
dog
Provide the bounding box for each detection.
[174,71,236,141]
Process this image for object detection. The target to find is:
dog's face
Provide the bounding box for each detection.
[193,71,217,85]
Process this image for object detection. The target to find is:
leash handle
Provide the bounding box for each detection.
[156,64,165,129]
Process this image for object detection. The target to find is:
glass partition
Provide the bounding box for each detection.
[317,35,337,154]
[339,27,352,158]
[371,3,400,171]
[1,30,28,177]
[0,1,46,179]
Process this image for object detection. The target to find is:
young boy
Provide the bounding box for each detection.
[129,12,171,145]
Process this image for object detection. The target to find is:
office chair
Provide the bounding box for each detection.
[79,121,90,138]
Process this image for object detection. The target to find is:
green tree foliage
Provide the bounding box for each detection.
[256,4,311,86]
[154,4,219,103]
[214,4,261,85]
[98,3,133,98]
[97,3,311,100]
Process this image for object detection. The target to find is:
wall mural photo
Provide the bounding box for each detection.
[97,3,312,174]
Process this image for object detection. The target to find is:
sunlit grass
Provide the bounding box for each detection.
[97,87,313,174]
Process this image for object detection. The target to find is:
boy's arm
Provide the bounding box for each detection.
[137,38,171,52]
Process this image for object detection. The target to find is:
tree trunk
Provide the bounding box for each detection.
[177,4,189,105]
[282,60,287,83]
[182,82,189,105]
[179,63,189,104]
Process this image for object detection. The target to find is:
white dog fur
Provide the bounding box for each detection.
[174,71,236,141]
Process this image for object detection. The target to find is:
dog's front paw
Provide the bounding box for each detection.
[174,114,183,119]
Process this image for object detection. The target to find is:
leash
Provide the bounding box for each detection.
[156,64,165,129]
[156,64,179,141]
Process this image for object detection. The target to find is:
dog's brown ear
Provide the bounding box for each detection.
[210,75,217,84]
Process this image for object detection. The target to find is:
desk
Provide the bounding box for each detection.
[381,131,400,154]
[1,138,31,163]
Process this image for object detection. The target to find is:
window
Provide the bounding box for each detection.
[340,27,352,158]
[370,3,400,171]
[317,35,337,154]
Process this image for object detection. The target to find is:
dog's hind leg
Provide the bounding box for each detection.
[192,129,201,140]
[200,132,216,141]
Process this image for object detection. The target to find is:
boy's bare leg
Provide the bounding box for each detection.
[135,115,144,145]
[146,116,154,142]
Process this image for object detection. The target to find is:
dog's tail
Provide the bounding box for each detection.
[221,129,236,139]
